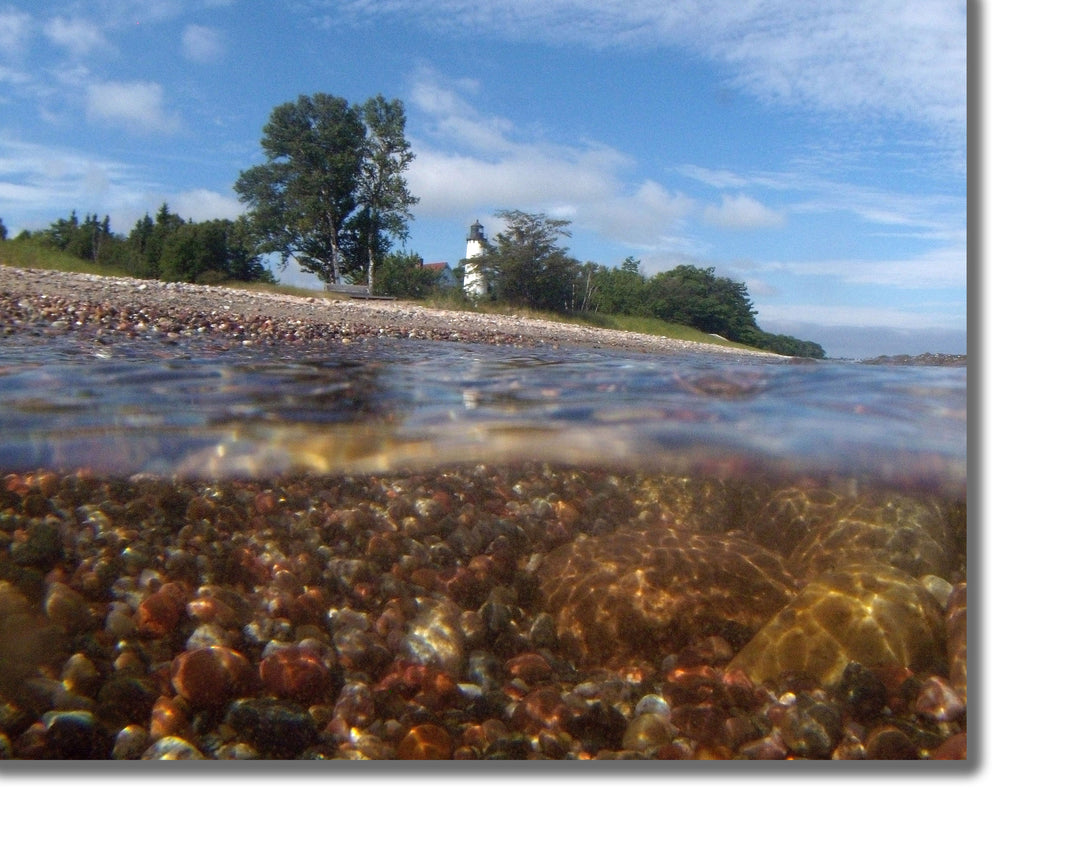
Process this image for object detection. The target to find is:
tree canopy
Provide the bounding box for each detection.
[234,92,417,288]
[470,210,582,312]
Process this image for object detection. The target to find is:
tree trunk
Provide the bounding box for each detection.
[366,226,376,290]
[327,213,341,287]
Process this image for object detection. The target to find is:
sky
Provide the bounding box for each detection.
[0,0,967,359]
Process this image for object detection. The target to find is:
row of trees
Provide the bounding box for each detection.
[467,210,825,358]
[4,205,272,284]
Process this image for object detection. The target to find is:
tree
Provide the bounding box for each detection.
[376,251,443,299]
[125,213,157,277]
[157,218,270,284]
[122,204,183,278]
[235,93,367,286]
[235,92,417,289]
[0,217,8,241]
[647,265,759,339]
[36,210,122,264]
[590,257,649,315]
[356,95,418,289]
[473,210,581,312]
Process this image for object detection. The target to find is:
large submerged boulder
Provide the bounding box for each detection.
[727,562,948,688]
[537,526,798,669]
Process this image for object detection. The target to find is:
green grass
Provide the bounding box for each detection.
[0,240,130,276]
[0,243,765,352]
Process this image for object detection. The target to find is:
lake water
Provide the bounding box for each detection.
[0,324,968,760]
[0,329,965,490]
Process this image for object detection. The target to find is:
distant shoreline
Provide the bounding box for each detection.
[0,265,791,362]
[0,266,964,365]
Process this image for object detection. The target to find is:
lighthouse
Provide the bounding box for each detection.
[463,220,488,299]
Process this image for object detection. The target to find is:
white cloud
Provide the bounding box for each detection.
[703,194,785,229]
[758,302,965,332]
[407,72,631,216]
[173,188,244,221]
[683,163,964,241]
[322,0,966,140]
[0,137,155,231]
[0,8,31,56]
[182,24,225,63]
[406,70,798,262]
[86,80,181,134]
[766,245,967,291]
[44,17,110,56]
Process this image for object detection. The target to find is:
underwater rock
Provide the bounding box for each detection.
[790,493,958,581]
[225,697,318,758]
[170,646,258,709]
[537,526,797,669]
[748,486,849,557]
[727,563,947,689]
[945,582,967,703]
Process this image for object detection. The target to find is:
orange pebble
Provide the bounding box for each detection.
[396,724,453,760]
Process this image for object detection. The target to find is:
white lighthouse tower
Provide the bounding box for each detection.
[463,220,488,299]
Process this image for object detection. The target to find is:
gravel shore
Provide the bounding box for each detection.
[0,265,790,361]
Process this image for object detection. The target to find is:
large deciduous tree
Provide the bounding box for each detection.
[234,92,417,289]
[357,95,418,289]
[472,210,581,311]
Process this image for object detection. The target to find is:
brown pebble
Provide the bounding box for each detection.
[505,652,554,685]
[259,646,331,704]
[44,582,95,633]
[396,723,453,760]
[510,687,570,734]
[914,675,966,722]
[150,696,193,741]
[171,646,257,708]
[930,731,967,760]
[865,724,919,760]
[137,583,188,638]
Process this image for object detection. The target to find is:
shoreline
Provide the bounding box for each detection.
[0,265,792,361]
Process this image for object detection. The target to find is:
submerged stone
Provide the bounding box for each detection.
[727,563,947,689]
[945,582,967,703]
[790,493,959,581]
[538,526,797,669]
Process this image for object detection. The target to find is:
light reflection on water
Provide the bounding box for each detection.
[0,332,965,493]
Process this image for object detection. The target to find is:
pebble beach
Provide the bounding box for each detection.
[0,265,791,360]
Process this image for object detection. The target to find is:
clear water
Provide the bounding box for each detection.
[0,330,966,493]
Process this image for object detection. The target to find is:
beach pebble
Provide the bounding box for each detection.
[260,645,332,704]
[226,697,318,758]
[170,646,258,709]
[141,736,205,760]
[396,723,453,760]
[112,724,150,760]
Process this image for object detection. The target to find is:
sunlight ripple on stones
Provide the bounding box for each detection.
[538,527,798,668]
[727,563,947,688]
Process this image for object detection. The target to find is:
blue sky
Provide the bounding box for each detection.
[0,0,966,358]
